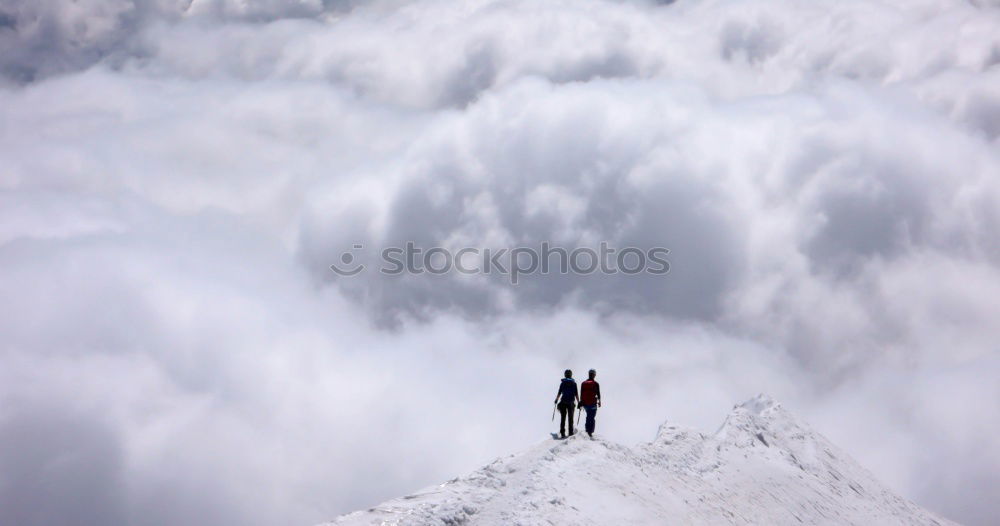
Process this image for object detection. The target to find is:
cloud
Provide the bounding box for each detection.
[1,0,999,525]
[0,405,126,526]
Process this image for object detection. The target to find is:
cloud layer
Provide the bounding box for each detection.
[1,0,999,524]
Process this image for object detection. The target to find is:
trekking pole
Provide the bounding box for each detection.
[576,406,582,428]
[551,402,557,422]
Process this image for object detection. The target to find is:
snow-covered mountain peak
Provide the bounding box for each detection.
[713,393,801,443]
[734,393,781,415]
[327,398,954,525]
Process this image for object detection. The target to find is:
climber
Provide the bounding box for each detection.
[554,369,579,438]
[580,369,601,437]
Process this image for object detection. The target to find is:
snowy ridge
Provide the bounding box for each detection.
[326,396,954,525]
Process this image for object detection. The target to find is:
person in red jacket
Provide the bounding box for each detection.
[580,369,601,438]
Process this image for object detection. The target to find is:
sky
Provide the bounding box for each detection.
[0,0,998,524]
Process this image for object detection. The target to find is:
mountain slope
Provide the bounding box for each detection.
[327,396,953,525]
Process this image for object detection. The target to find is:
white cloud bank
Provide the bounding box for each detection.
[1,0,999,524]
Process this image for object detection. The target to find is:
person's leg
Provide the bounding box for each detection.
[585,405,597,435]
[558,404,568,437]
[568,404,575,435]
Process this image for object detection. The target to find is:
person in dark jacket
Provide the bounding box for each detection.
[554,369,579,438]
[580,369,601,437]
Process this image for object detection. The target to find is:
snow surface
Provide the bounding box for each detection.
[325,396,954,525]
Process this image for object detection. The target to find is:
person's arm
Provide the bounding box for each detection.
[574,383,580,405]
[596,382,601,407]
[555,385,561,404]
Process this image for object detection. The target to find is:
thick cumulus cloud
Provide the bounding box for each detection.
[1,0,999,525]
